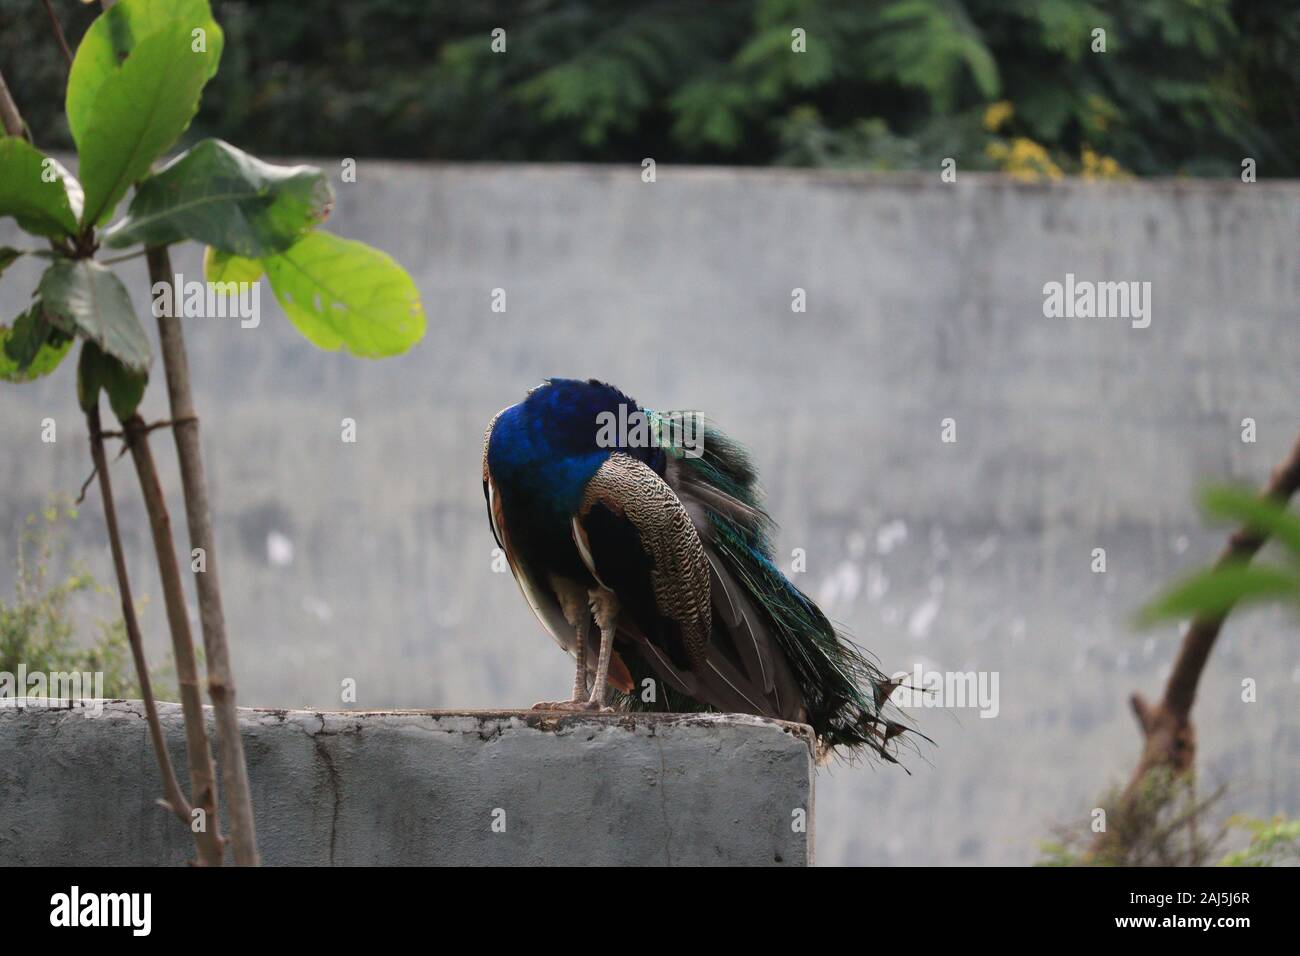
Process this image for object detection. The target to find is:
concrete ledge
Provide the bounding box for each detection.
[0,700,815,866]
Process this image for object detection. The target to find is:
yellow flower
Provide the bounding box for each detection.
[993,137,1062,182]
[983,100,1014,132]
[1080,147,1129,180]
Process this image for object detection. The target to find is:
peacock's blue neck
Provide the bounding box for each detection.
[488,378,669,570]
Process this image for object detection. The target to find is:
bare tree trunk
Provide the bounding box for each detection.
[86,407,194,826]
[146,247,260,865]
[123,413,225,866]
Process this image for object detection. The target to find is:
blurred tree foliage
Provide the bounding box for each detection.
[1,0,1295,177]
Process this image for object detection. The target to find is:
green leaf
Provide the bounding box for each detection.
[1201,485,1300,558]
[1,307,73,383]
[262,231,425,357]
[66,0,222,147]
[104,139,333,254]
[74,19,224,228]
[0,138,83,238]
[77,341,147,419]
[38,259,151,373]
[203,246,263,284]
[1138,562,1300,626]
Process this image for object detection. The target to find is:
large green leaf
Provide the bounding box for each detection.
[104,139,333,254]
[74,19,223,228]
[1201,485,1300,558]
[66,0,222,146]
[1138,562,1300,626]
[263,231,425,357]
[0,138,83,238]
[38,259,150,373]
[77,340,147,419]
[1,306,73,383]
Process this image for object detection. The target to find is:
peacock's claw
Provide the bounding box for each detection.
[530,699,604,712]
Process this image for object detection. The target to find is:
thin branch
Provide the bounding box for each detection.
[87,405,193,826]
[75,463,98,505]
[122,413,227,866]
[41,0,75,68]
[100,248,150,266]
[147,245,260,866]
[100,415,197,439]
[0,66,28,140]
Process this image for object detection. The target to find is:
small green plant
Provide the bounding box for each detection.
[0,500,162,699]
[1219,815,1300,867]
[1038,769,1229,867]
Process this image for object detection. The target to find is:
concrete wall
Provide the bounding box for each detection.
[0,700,814,865]
[1,163,1297,864]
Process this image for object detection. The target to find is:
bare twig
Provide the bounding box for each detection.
[86,406,193,826]
[76,463,99,505]
[0,67,27,139]
[41,0,75,68]
[122,413,226,866]
[75,437,136,504]
[100,416,197,439]
[147,246,260,866]
[100,249,150,266]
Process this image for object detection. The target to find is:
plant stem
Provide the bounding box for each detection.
[123,412,225,866]
[41,0,74,68]
[86,405,193,826]
[100,248,149,266]
[0,67,27,140]
[146,246,260,866]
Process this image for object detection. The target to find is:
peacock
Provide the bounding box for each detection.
[482,378,918,763]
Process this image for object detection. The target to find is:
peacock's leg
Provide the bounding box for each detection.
[569,614,590,700]
[586,588,620,712]
[531,581,596,711]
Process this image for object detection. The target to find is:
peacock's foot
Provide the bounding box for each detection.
[530,699,615,713]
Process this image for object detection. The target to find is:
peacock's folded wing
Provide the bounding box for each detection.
[571,453,712,678]
[574,452,800,718]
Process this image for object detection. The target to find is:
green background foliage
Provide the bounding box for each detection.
[2,0,1294,177]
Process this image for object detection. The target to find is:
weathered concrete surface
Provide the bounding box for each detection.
[0,700,814,866]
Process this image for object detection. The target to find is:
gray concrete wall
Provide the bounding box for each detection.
[0,700,814,865]
[1,163,1297,864]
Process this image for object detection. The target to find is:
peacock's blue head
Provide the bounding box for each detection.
[488,379,667,498]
